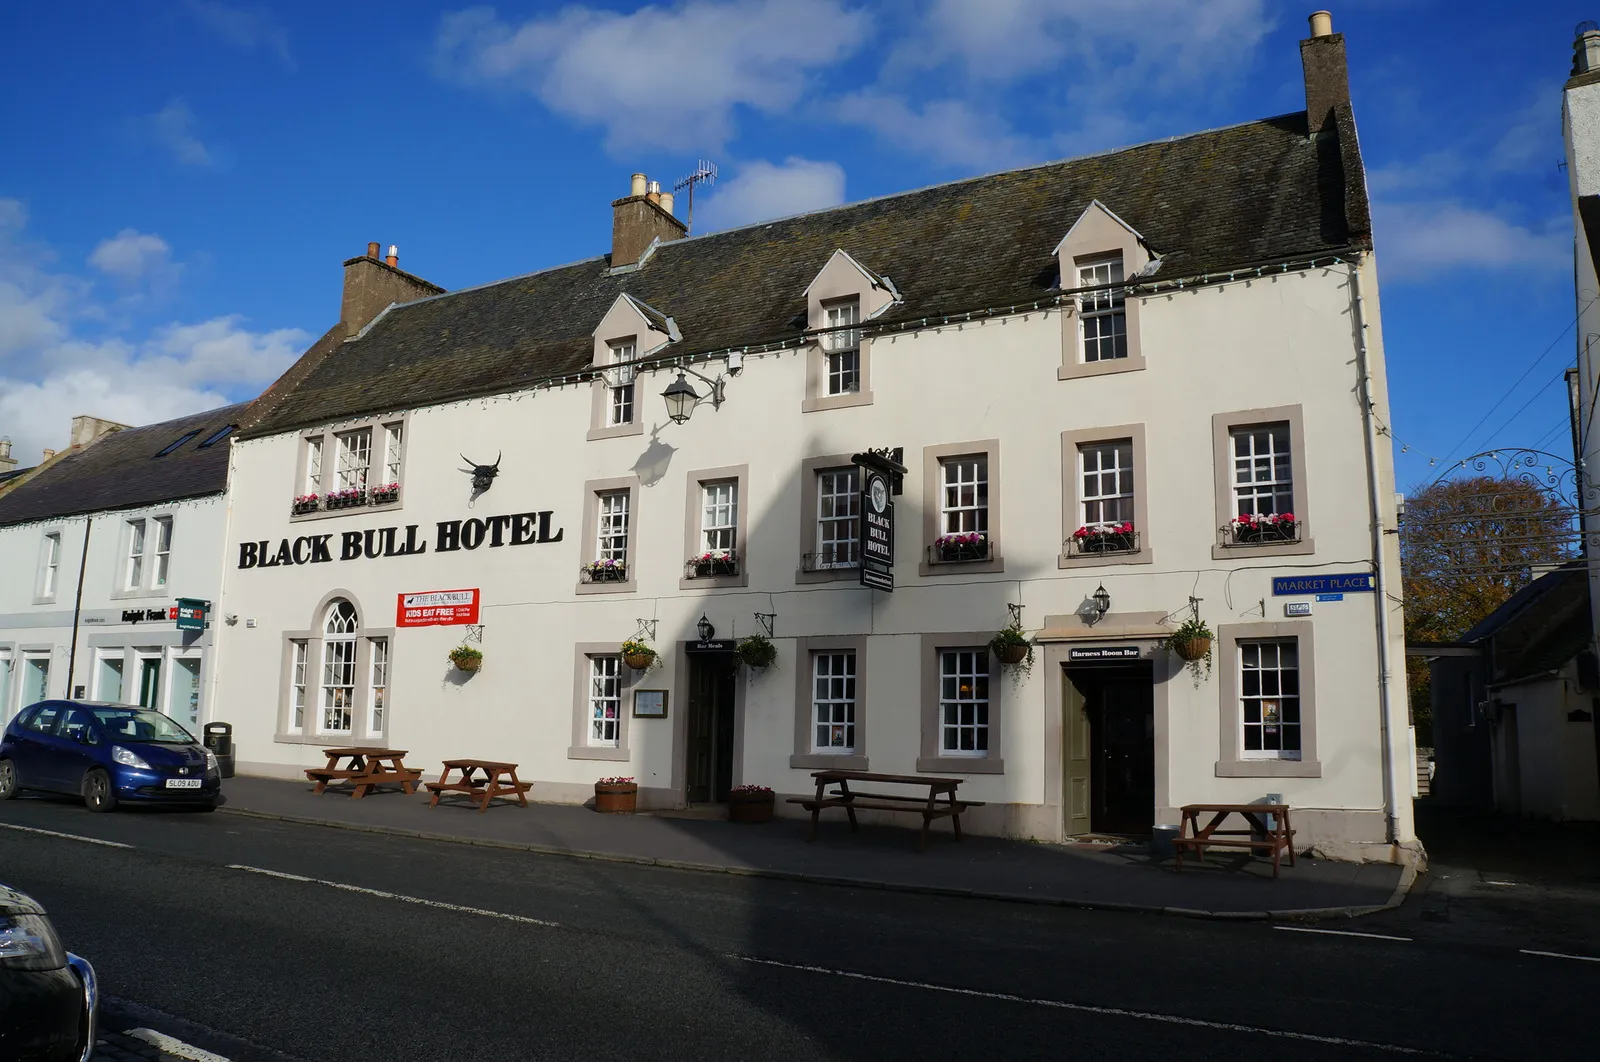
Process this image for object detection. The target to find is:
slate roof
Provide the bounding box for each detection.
[0,403,249,526]
[1460,562,1592,685]
[245,109,1369,439]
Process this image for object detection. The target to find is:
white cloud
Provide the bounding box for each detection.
[433,0,871,153]
[695,157,847,231]
[1373,201,1569,281]
[182,0,293,67]
[0,202,306,469]
[834,93,1037,170]
[89,230,175,284]
[143,99,216,168]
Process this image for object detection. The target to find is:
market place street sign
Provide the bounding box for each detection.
[237,510,563,570]
[1271,572,1374,596]
[396,589,480,627]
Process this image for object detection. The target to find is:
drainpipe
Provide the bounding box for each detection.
[1349,257,1403,846]
[64,515,92,698]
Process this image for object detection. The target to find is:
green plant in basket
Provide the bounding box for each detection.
[737,633,777,670]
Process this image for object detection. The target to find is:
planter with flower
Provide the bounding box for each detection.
[620,638,656,671]
[727,784,775,824]
[988,620,1034,672]
[1162,615,1213,682]
[1229,512,1298,545]
[291,494,320,516]
[326,487,368,511]
[582,558,629,583]
[934,532,988,563]
[1070,521,1137,556]
[370,482,400,505]
[737,633,777,671]
[594,776,638,813]
[449,644,483,673]
[689,549,739,578]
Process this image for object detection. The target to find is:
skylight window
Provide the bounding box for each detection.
[154,430,200,457]
[198,425,236,448]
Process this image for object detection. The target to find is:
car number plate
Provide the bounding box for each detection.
[165,778,202,789]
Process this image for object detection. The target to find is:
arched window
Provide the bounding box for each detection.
[320,599,358,734]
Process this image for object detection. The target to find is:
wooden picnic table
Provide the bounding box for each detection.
[304,747,422,799]
[785,769,985,851]
[1173,803,1296,878]
[423,759,533,813]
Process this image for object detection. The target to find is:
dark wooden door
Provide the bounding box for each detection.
[686,658,737,803]
[1085,672,1155,835]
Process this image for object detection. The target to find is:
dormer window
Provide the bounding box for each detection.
[1077,255,1127,362]
[589,293,676,441]
[1054,201,1149,380]
[803,250,896,412]
[608,339,636,426]
[823,298,861,395]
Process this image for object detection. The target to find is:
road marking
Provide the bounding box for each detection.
[1272,926,1413,942]
[1483,880,1521,887]
[225,864,560,927]
[0,821,133,849]
[730,955,1444,1056]
[126,1028,233,1062]
[1520,948,1600,963]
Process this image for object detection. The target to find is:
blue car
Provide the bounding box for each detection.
[0,700,221,812]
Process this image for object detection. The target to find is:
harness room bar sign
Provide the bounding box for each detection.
[396,589,480,627]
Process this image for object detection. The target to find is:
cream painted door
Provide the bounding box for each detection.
[1064,671,1091,836]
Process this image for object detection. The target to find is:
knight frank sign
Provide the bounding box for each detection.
[236,510,563,570]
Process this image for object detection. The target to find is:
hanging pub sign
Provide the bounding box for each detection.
[236,509,563,570]
[174,598,210,631]
[853,448,904,593]
[396,589,480,628]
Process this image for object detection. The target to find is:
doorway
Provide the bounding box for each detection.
[1064,663,1155,836]
[137,655,162,710]
[685,654,737,803]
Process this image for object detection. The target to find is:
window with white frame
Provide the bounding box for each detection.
[381,423,403,486]
[39,532,61,598]
[588,655,623,747]
[938,649,990,755]
[940,456,988,535]
[304,436,323,495]
[124,519,147,590]
[1078,255,1127,362]
[289,639,308,733]
[1239,639,1301,758]
[1230,424,1294,517]
[816,468,859,567]
[597,490,629,563]
[823,299,861,395]
[319,600,358,734]
[335,428,372,493]
[812,651,857,753]
[151,516,172,589]
[369,637,388,736]
[608,339,636,426]
[1079,442,1134,527]
[702,480,738,552]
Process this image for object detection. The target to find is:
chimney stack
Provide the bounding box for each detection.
[611,172,688,266]
[341,240,444,336]
[0,437,15,474]
[1575,21,1600,76]
[1300,9,1350,136]
[69,415,128,449]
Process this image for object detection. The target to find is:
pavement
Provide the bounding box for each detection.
[214,774,1409,918]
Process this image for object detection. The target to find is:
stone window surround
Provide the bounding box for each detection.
[917,632,1005,774]
[577,475,641,595]
[568,642,639,762]
[588,333,646,441]
[292,413,411,523]
[791,634,869,770]
[1055,203,1148,381]
[1215,620,1321,778]
[33,526,65,605]
[920,440,1004,577]
[803,296,875,413]
[1211,404,1314,559]
[680,464,750,590]
[796,454,861,584]
[109,510,176,601]
[275,589,394,747]
[1059,424,1154,570]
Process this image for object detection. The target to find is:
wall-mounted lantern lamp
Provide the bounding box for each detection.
[662,365,728,424]
[1092,583,1112,618]
[696,613,716,641]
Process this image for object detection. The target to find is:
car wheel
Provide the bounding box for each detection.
[0,758,18,799]
[83,769,118,813]
[196,799,218,813]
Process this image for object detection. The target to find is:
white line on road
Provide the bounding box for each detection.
[730,955,1445,1056]
[126,1027,234,1062]
[225,864,561,927]
[1272,926,1413,942]
[0,821,133,848]
[1520,948,1600,963]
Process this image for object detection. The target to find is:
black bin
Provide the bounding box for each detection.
[203,722,235,779]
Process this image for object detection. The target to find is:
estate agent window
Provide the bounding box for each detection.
[791,635,868,770]
[279,594,393,745]
[568,643,635,762]
[917,633,1004,774]
[921,441,1003,575]
[296,416,407,519]
[578,476,640,594]
[681,465,749,589]
[1211,406,1312,558]
[1215,621,1319,777]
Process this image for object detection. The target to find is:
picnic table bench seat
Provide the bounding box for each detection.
[305,749,422,798]
[790,771,983,850]
[1172,803,1296,878]
[424,759,532,813]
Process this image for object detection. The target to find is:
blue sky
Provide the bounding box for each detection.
[0,1,1583,493]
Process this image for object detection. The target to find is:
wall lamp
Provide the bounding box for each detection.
[696,613,716,641]
[1092,584,1112,617]
[662,364,729,424]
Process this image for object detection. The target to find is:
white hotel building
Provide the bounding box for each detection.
[209,14,1414,859]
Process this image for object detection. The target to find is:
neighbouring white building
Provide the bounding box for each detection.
[0,406,244,733]
[202,12,1414,859]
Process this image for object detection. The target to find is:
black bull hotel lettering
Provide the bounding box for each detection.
[237,511,562,569]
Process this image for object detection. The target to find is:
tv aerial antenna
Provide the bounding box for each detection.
[674,160,718,235]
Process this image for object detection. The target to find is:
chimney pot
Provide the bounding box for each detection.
[660,190,675,216]
[367,241,381,258]
[386,245,399,268]
[631,173,648,197]
[41,448,56,461]
[1309,10,1333,37]
[646,180,661,204]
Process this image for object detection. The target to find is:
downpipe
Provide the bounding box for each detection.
[1349,258,1404,846]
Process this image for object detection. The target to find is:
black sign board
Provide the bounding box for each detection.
[175,598,210,631]
[685,639,737,654]
[853,457,900,593]
[1067,645,1143,662]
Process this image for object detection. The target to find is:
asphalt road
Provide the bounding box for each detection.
[0,796,1593,1061]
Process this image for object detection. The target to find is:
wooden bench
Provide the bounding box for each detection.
[1173,804,1296,878]
[305,748,423,799]
[785,770,985,851]
[424,759,533,813]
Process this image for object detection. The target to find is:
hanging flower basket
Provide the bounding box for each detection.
[996,643,1030,665]
[988,620,1033,673]
[727,784,774,823]
[1171,636,1211,662]
[737,633,777,670]
[594,777,638,813]
[620,639,656,671]
[1162,614,1214,685]
[449,645,483,672]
